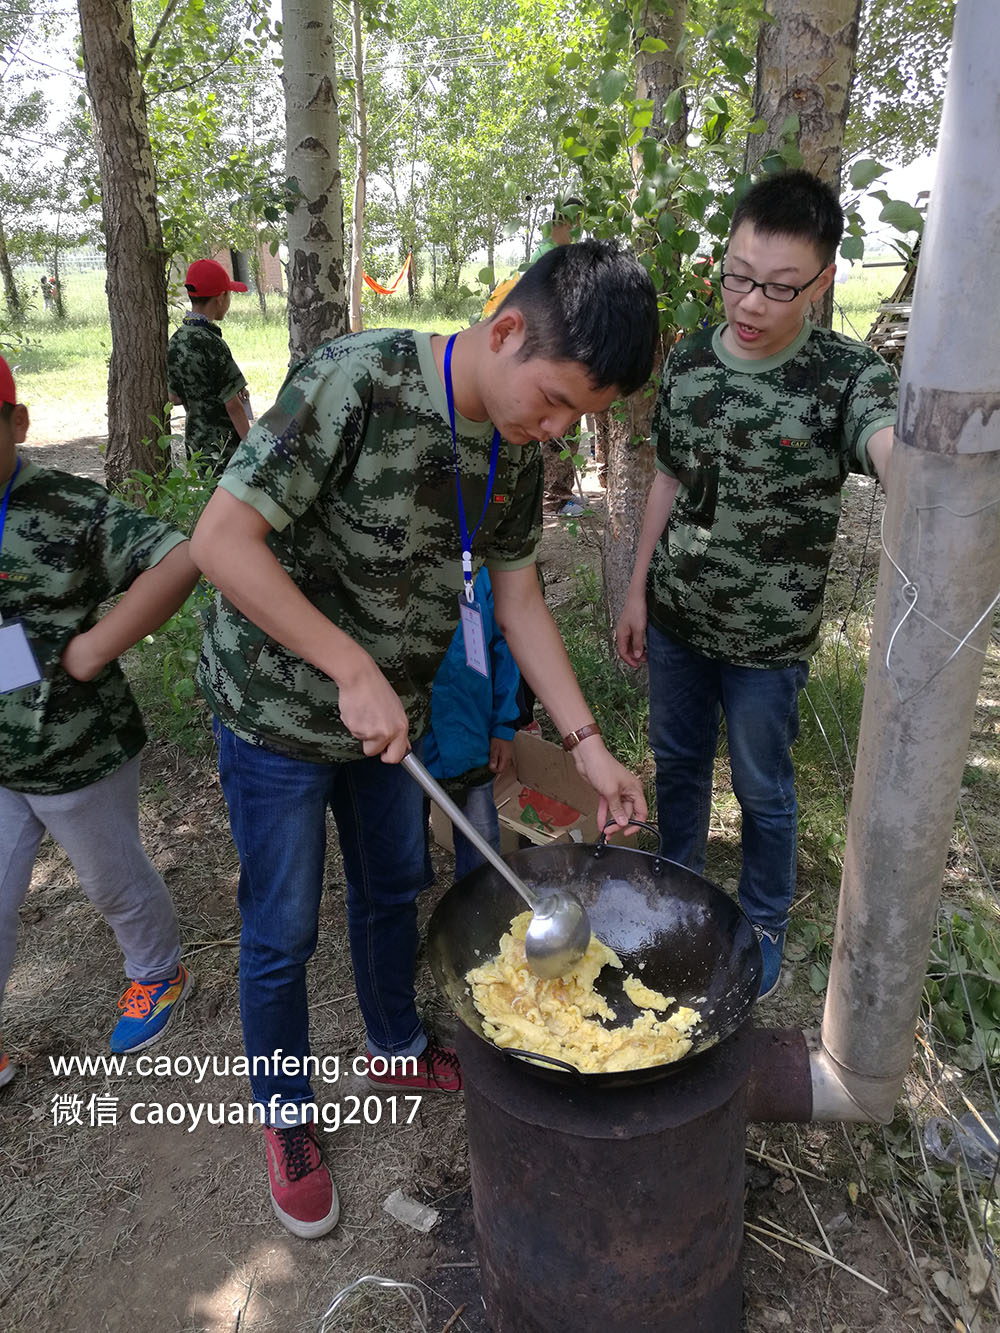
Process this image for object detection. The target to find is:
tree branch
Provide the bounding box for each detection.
[140,0,184,76]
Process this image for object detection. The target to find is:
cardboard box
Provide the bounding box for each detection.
[429,730,627,855]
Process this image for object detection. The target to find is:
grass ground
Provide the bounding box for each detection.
[6,262,895,445]
[6,267,998,1331]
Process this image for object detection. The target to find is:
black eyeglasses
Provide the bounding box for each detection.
[719,265,829,303]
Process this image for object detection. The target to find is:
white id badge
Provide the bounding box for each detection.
[459,598,489,677]
[0,619,43,693]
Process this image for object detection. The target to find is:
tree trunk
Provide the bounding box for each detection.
[250,244,267,316]
[407,237,416,304]
[745,0,863,326]
[283,0,348,363]
[0,215,21,316]
[602,0,687,648]
[78,0,168,487]
[348,0,367,333]
[600,360,662,650]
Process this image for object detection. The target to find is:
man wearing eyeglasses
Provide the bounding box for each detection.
[616,169,897,1000]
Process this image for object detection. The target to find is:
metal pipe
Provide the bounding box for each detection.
[815,0,1000,1123]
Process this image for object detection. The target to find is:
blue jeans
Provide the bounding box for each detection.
[451,779,502,883]
[646,623,808,933]
[214,722,433,1123]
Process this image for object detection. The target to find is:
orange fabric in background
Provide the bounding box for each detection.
[363,252,412,295]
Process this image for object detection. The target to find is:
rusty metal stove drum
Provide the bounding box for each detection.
[457,1020,753,1333]
[427,835,762,1330]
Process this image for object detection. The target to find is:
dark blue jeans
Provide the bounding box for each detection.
[646,623,808,933]
[214,722,432,1122]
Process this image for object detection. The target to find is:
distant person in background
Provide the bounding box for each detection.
[167,258,251,477]
[40,275,51,312]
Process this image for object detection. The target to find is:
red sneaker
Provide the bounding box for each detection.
[366,1041,463,1094]
[0,1048,14,1088]
[264,1123,339,1239]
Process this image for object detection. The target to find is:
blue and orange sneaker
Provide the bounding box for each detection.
[109,964,192,1053]
[0,1045,14,1088]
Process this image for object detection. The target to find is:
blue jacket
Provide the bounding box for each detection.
[423,570,521,780]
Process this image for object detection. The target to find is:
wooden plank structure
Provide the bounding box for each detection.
[865,244,920,371]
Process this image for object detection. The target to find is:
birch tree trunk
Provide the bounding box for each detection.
[745,0,863,326]
[348,0,367,333]
[284,0,348,362]
[0,215,21,316]
[602,0,686,650]
[78,0,167,486]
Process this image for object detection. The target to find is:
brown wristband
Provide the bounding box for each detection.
[561,722,602,751]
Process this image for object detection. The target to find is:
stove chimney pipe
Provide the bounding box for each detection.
[811,0,1000,1122]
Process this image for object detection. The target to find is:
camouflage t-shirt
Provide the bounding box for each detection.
[166,314,247,473]
[647,320,897,666]
[0,461,186,795]
[198,328,543,762]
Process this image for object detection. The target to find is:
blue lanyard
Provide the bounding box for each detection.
[443,333,500,602]
[0,456,21,555]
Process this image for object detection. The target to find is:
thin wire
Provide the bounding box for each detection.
[881,501,1000,704]
[317,1274,429,1331]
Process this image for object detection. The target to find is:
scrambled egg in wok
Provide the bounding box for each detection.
[466,911,701,1074]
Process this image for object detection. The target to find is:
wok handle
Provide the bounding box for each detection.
[402,751,543,914]
[597,819,664,853]
[503,1047,585,1078]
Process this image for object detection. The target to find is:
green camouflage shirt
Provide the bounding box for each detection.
[0,460,186,794]
[647,320,897,666]
[166,314,247,473]
[198,328,543,762]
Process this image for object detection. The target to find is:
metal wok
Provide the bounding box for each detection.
[426,826,762,1088]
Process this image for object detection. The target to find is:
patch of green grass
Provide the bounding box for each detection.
[832,263,903,342]
[12,280,470,441]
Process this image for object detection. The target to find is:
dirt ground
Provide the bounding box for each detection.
[0,439,984,1333]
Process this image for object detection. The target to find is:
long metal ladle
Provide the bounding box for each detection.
[402,751,592,979]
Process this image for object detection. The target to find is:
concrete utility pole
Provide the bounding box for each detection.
[812,0,1000,1121]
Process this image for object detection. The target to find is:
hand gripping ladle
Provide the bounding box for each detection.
[402,751,592,979]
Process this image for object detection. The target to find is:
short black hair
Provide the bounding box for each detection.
[730,169,844,266]
[189,294,213,310]
[497,239,658,397]
[0,401,14,422]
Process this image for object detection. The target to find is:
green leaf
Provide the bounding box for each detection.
[779,113,800,136]
[878,199,924,233]
[639,36,668,53]
[849,158,888,190]
[840,234,865,261]
[657,210,677,239]
[640,137,661,173]
[663,88,685,125]
[808,963,828,993]
[720,47,753,78]
[674,300,702,331]
[598,68,628,105]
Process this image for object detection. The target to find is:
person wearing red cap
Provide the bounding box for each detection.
[166,258,251,475]
[0,355,201,1089]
